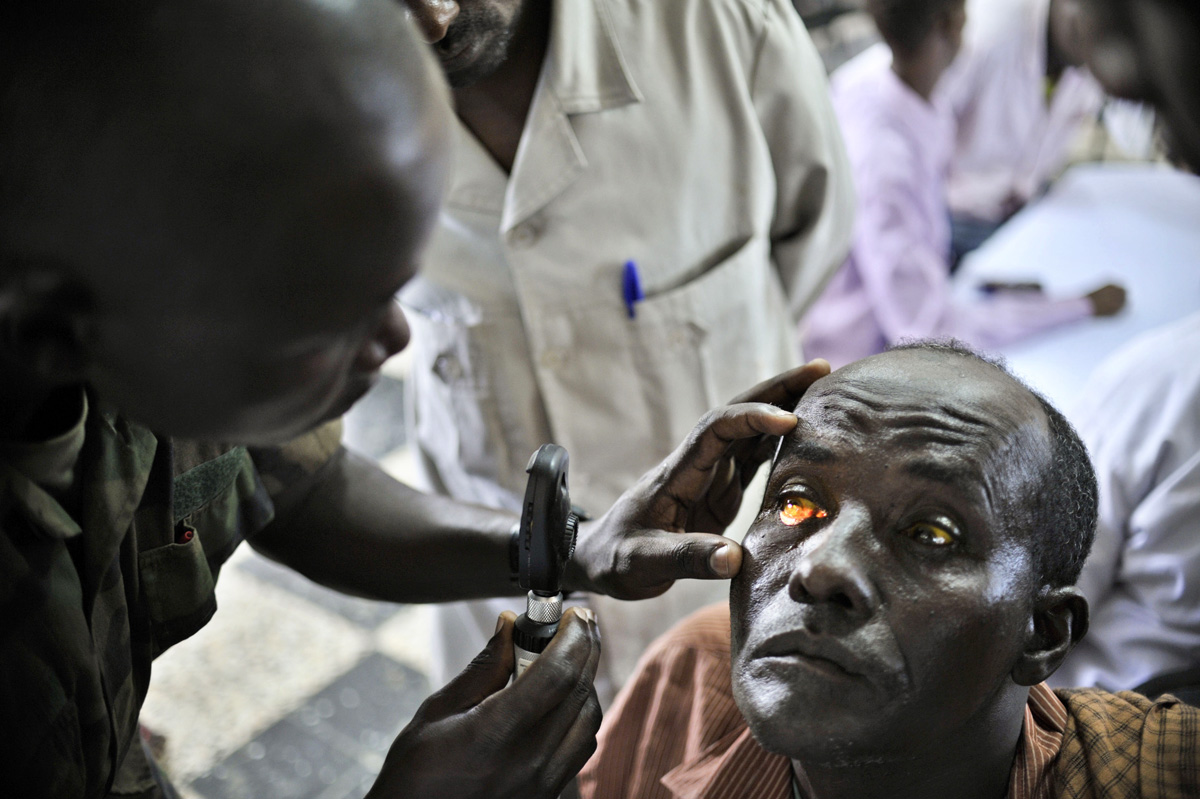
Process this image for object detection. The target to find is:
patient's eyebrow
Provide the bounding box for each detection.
[782,440,837,465]
[903,458,981,489]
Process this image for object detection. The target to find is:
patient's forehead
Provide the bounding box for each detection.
[794,350,1041,433]
[783,350,1050,493]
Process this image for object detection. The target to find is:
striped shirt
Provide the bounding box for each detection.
[579,603,1200,799]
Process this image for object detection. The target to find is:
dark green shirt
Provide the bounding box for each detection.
[0,396,339,797]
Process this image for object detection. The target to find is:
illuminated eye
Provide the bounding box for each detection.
[780,497,828,526]
[903,522,958,547]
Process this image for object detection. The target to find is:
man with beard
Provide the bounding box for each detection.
[399,0,855,701]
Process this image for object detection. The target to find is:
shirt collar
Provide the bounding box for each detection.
[0,463,83,539]
[1,395,157,543]
[0,388,89,539]
[547,0,642,115]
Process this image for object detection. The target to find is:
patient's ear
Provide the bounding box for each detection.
[0,258,94,383]
[1012,586,1089,686]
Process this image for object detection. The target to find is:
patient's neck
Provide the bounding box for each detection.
[790,691,1027,799]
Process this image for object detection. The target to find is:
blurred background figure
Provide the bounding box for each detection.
[1040,0,1200,703]
[790,0,879,71]
[1051,315,1200,699]
[798,0,1123,369]
[937,0,1105,262]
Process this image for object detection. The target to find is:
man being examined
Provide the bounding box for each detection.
[580,343,1199,799]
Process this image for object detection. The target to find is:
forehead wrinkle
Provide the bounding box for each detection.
[901,454,996,514]
[799,384,1020,510]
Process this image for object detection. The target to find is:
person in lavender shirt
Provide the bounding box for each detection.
[799,0,1126,370]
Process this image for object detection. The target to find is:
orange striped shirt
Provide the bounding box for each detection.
[579,603,1067,799]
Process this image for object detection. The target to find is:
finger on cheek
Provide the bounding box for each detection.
[716,542,743,577]
[709,544,736,578]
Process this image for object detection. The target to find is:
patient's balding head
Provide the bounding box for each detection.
[1,0,452,442]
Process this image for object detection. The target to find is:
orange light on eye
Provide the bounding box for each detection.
[780,499,827,526]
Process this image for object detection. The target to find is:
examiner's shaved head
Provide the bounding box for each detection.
[1,0,452,442]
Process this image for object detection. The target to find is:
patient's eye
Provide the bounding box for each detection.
[780,497,827,526]
[900,519,959,547]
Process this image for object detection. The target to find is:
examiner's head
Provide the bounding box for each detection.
[1,0,451,444]
[730,343,1096,766]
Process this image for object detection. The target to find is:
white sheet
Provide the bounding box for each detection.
[954,163,1200,417]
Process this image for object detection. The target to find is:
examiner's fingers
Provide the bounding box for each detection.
[541,684,602,796]
[623,531,745,591]
[536,609,603,747]
[727,359,831,408]
[657,403,798,505]
[480,608,600,729]
[418,611,517,719]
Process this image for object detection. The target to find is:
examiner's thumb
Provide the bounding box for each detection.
[428,611,518,714]
[632,533,744,597]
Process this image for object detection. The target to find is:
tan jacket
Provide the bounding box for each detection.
[402,0,854,691]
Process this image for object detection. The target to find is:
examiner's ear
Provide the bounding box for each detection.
[1012,586,1089,686]
[0,259,93,382]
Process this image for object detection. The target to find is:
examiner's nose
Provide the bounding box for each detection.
[402,0,459,43]
[355,301,410,374]
[787,508,878,621]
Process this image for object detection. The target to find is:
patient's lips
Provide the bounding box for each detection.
[753,628,867,681]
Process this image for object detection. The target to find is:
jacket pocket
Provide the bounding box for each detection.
[626,236,797,446]
[402,281,536,507]
[137,524,216,659]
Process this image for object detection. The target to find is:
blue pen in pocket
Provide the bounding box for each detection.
[622,260,644,319]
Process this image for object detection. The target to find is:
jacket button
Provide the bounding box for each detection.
[434,353,464,382]
[510,222,540,249]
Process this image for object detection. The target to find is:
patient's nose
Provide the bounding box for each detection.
[787,508,878,622]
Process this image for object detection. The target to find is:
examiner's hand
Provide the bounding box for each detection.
[566,360,830,600]
[1085,283,1127,317]
[367,608,602,799]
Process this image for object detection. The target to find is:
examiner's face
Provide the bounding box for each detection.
[730,351,1048,764]
[82,1,451,445]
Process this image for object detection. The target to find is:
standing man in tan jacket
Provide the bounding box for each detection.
[399,0,855,699]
